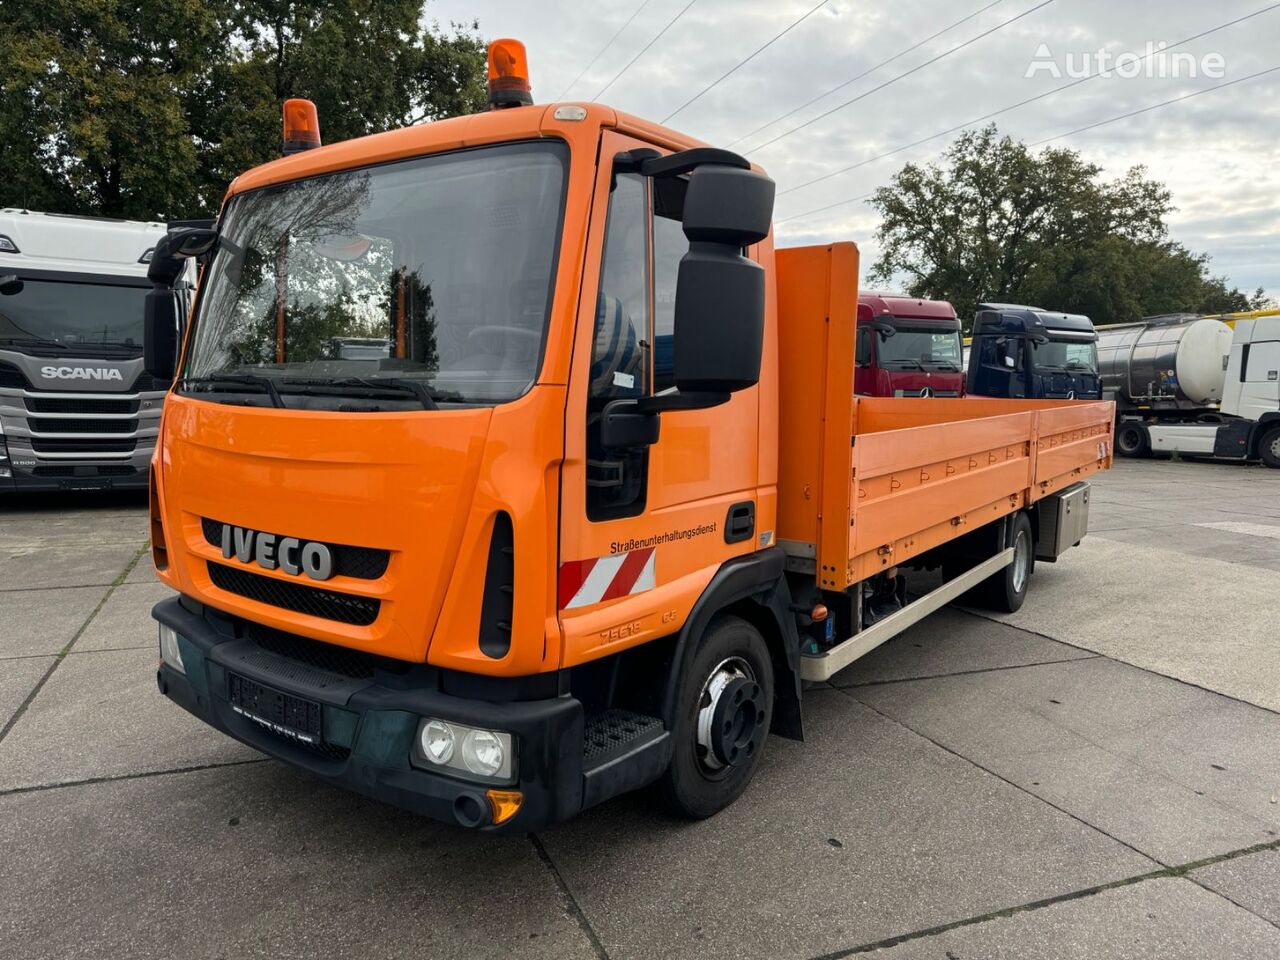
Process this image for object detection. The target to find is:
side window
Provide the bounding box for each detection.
[587,173,650,520]
[652,178,688,394]
[855,326,872,367]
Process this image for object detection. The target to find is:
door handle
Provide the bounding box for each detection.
[725,501,756,544]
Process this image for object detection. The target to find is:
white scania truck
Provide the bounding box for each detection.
[0,210,195,492]
[1098,313,1280,467]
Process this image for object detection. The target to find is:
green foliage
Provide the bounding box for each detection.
[868,125,1264,328]
[0,1,487,220]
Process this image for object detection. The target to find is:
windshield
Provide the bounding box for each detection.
[1031,337,1098,373]
[876,322,963,371]
[181,140,568,409]
[0,277,147,355]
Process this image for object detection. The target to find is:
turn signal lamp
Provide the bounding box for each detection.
[486,789,523,825]
[487,38,533,109]
[282,98,322,155]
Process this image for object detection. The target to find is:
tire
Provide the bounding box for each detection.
[1259,427,1280,469]
[969,512,1034,613]
[1115,422,1149,458]
[658,615,774,820]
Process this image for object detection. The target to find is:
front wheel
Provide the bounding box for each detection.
[1259,427,1280,469]
[658,615,774,820]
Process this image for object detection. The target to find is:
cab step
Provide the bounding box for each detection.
[581,709,670,810]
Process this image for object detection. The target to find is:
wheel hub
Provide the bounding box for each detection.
[696,657,766,772]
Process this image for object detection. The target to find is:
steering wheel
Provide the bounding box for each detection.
[467,325,540,357]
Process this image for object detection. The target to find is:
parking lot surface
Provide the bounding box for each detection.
[2,459,1278,959]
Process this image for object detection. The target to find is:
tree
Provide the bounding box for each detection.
[0,1,487,220]
[868,125,1264,327]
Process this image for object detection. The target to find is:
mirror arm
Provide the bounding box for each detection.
[636,388,731,414]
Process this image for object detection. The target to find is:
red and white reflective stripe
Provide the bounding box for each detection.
[558,547,656,610]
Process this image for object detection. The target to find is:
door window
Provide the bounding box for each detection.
[587,173,651,520]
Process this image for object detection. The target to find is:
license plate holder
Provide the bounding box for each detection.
[227,673,323,744]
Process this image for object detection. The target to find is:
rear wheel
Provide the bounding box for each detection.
[1259,427,1280,469]
[658,615,773,820]
[969,512,1034,613]
[1115,422,1149,458]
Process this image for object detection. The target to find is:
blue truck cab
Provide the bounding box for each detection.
[966,304,1101,400]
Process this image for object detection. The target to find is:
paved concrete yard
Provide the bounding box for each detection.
[2,460,1278,959]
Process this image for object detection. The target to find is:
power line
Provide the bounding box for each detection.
[1030,63,1280,145]
[660,0,832,123]
[744,0,1056,154]
[778,64,1280,228]
[773,1,1280,199]
[556,0,658,101]
[775,192,875,225]
[727,0,1009,149]
[593,0,701,102]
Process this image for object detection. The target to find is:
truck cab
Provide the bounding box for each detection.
[0,211,194,493]
[967,304,1101,400]
[854,292,963,397]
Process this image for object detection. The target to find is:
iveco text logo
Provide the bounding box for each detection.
[40,366,124,381]
[221,525,334,581]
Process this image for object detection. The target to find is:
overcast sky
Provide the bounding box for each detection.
[430,0,1278,305]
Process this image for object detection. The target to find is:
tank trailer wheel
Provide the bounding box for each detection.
[1259,427,1280,469]
[1115,423,1149,458]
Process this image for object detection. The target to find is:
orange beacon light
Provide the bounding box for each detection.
[282,98,322,155]
[487,38,533,109]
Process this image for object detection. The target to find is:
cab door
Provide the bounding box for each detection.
[557,131,763,668]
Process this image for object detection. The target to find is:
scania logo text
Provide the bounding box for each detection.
[221,525,334,581]
[40,365,124,381]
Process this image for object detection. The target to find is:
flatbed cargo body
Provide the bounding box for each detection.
[776,245,1112,587]
[143,51,1114,833]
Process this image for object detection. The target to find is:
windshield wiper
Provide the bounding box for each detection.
[926,360,961,371]
[1064,361,1094,372]
[885,359,923,370]
[180,374,283,408]
[279,376,439,410]
[0,336,68,351]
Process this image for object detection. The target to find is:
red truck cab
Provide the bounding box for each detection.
[855,292,964,397]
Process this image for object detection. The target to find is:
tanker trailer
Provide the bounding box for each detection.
[1096,314,1280,466]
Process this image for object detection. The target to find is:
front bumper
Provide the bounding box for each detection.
[152,597,586,832]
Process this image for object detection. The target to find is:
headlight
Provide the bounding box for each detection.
[461,729,505,777]
[412,717,515,784]
[419,719,455,765]
[158,623,185,674]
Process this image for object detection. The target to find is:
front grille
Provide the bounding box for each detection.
[245,623,377,680]
[131,371,167,392]
[29,437,137,454]
[26,396,139,414]
[207,561,380,626]
[28,417,137,434]
[31,464,138,478]
[200,517,390,580]
[0,362,27,389]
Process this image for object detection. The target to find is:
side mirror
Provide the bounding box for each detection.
[143,288,180,381]
[0,274,23,296]
[170,227,218,259]
[872,319,896,339]
[670,164,774,397]
[601,401,662,449]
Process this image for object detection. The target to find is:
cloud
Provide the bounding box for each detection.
[429,0,1278,299]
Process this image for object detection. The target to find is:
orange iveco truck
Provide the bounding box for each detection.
[142,40,1114,831]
